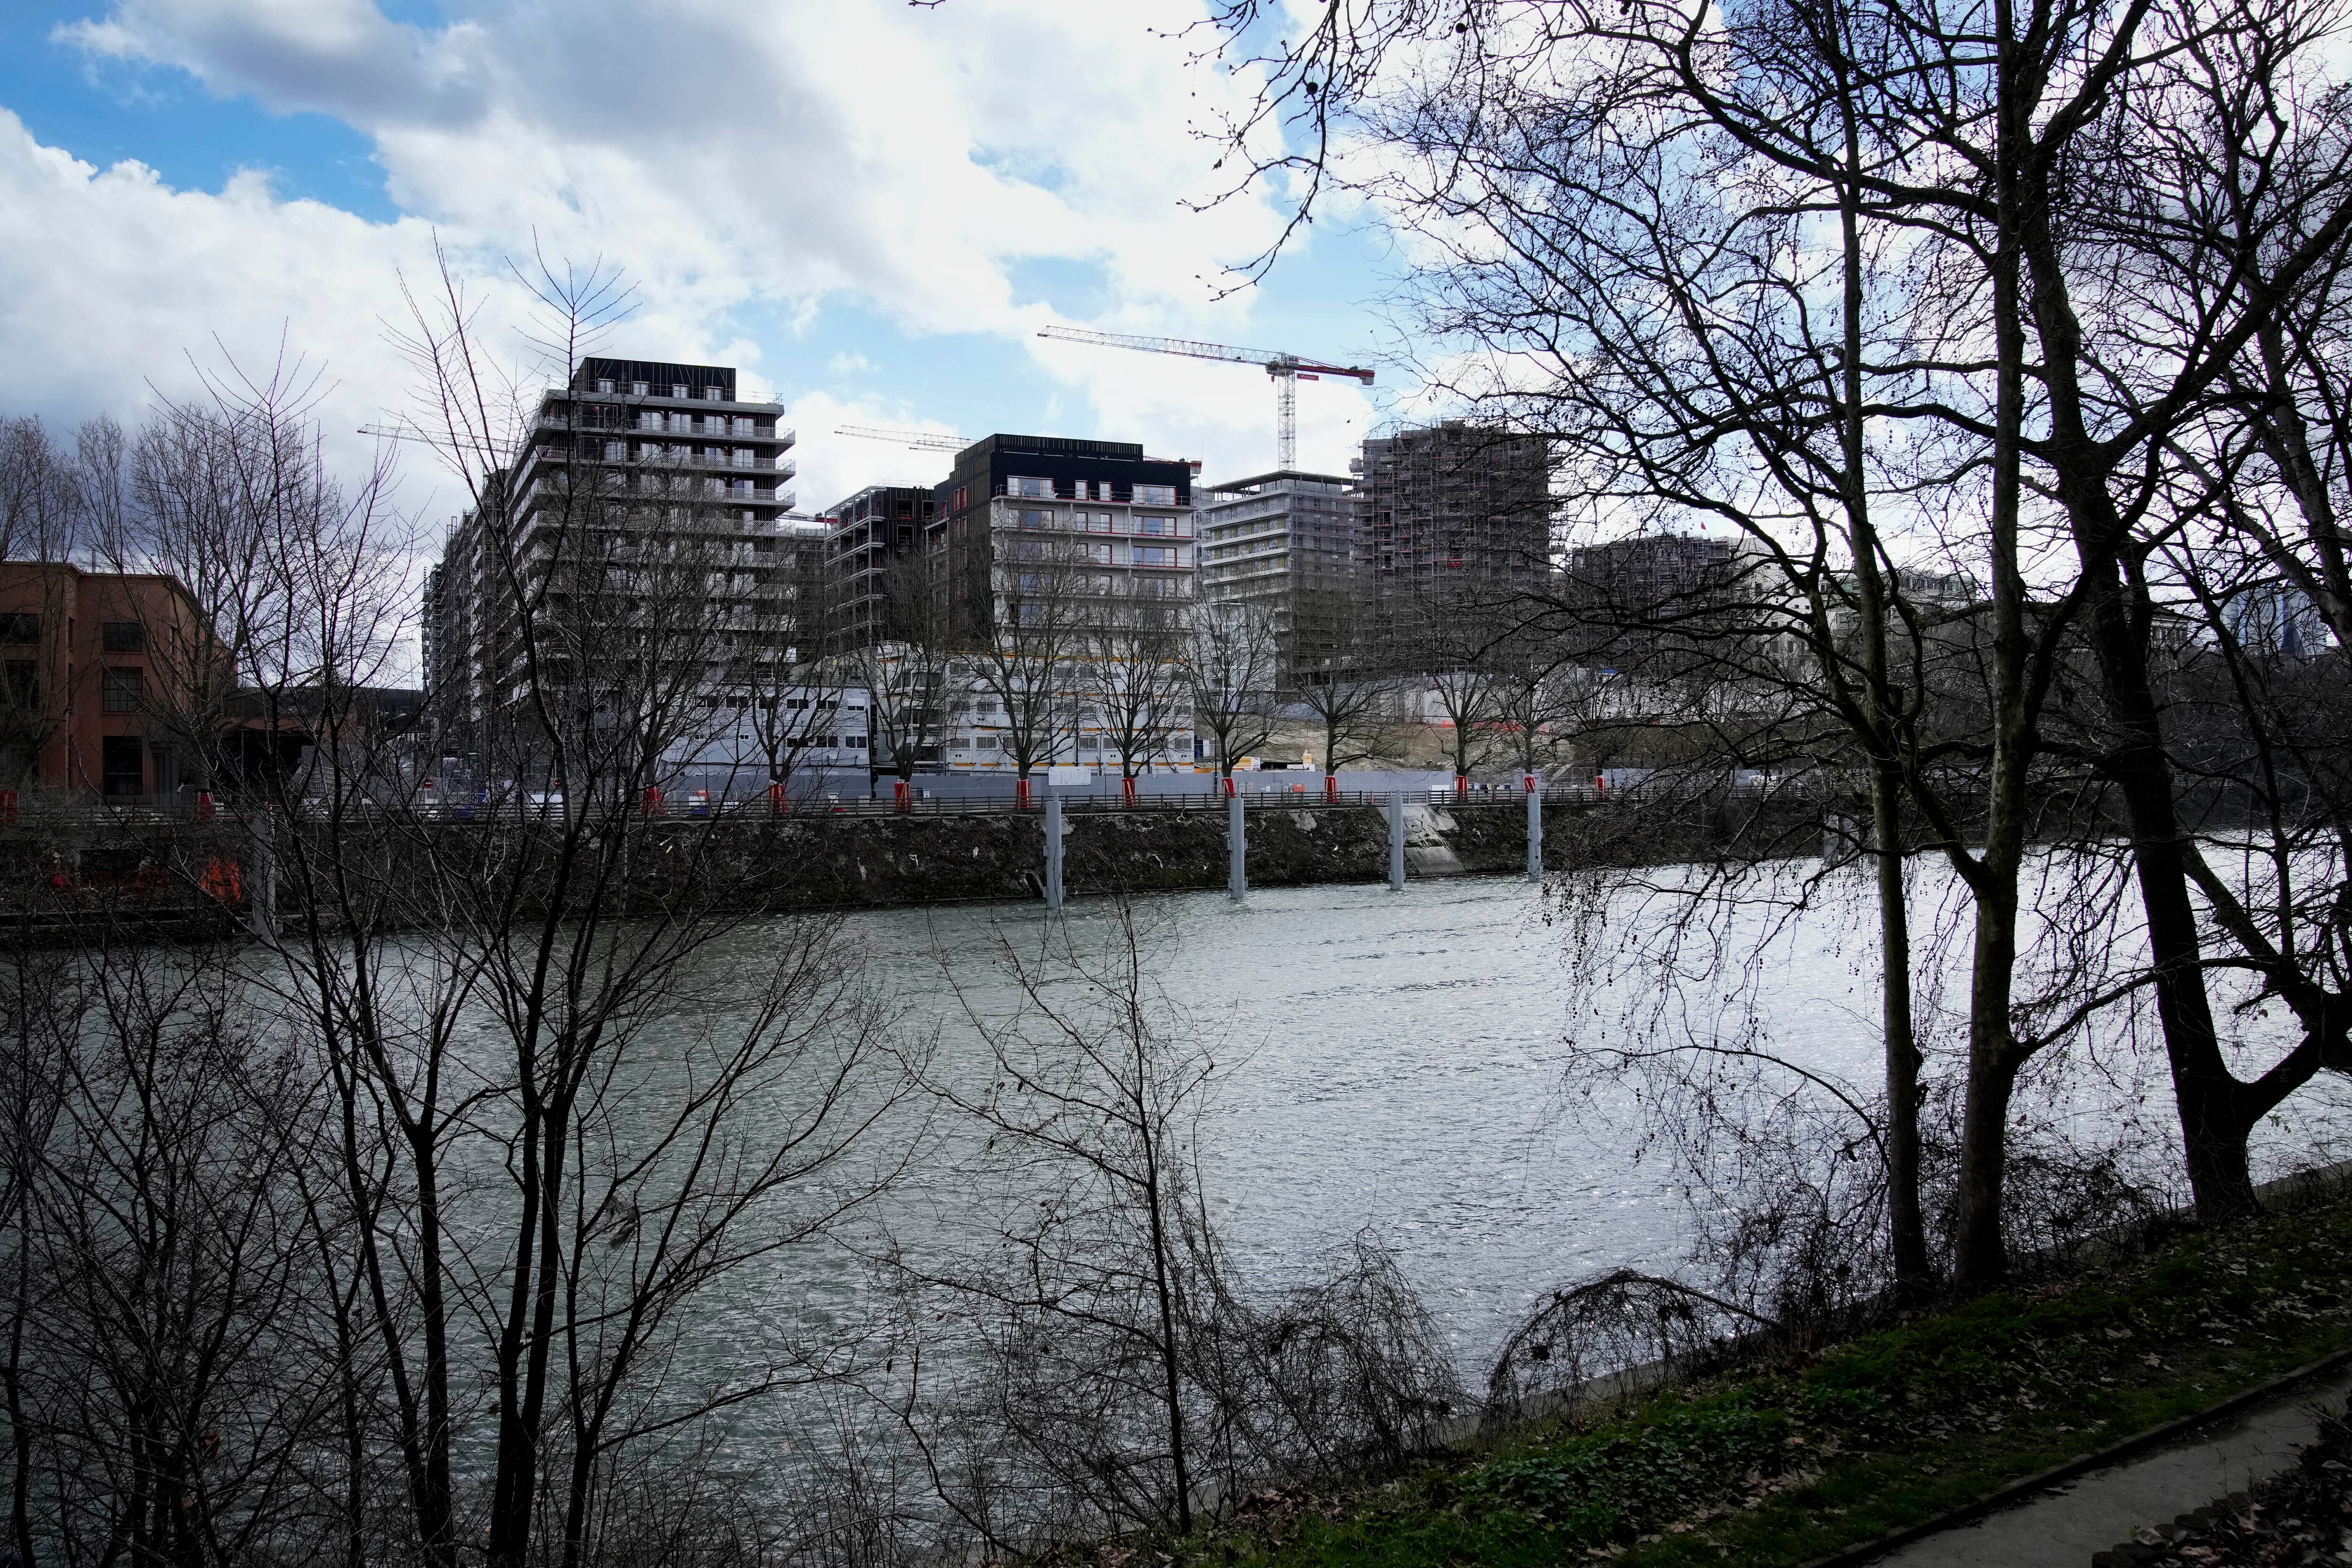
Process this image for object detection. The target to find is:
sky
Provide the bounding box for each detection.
[0,0,1425,537]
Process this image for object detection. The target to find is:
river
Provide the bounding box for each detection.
[785,865,2352,1376]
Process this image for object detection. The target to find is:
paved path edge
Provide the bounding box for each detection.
[1789,1341,2352,1568]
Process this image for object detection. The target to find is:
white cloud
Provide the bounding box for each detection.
[0,110,469,472]
[53,0,1287,348]
[773,395,970,518]
[7,0,1398,545]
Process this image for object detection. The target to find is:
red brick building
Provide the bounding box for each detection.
[0,563,230,798]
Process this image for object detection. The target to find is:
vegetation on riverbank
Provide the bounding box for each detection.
[1160,1187,2352,1568]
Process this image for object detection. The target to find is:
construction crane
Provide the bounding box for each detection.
[356,422,435,444]
[1034,326,1374,471]
[834,424,970,453]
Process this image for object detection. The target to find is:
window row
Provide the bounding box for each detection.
[628,412,763,435]
[0,618,146,651]
[1011,508,1192,538]
[1005,476,1183,507]
[593,379,733,401]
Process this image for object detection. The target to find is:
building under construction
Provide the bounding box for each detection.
[1354,420,1553,624]
[821,484,938,649]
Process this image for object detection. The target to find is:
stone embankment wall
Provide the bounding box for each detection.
[0,790,1829,936]
[713,789,1822,908]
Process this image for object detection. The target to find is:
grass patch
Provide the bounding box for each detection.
[1183,1191,2352,1568]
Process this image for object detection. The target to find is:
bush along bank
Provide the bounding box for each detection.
[1157,1188,2352,1568]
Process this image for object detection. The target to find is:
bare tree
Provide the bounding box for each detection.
[969,550,1089,798]
[1185,601,1282,779]
[1288,572,1393,781]
[1081,587,1193,784]
[0,923,366,1566]
[0,418,93,786]
[886,903,1460,1555]
[171,251,923,1568]
[729,528,852,804]
[1195,0,2352,1287]
[844,554,968,790]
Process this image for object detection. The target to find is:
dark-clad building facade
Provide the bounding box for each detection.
[931,434,1198,645]
[822,484,938,649]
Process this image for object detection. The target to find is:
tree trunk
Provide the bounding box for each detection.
[1871,763,1931,1295]
[1955,0,2035,1288]
[2074,559,2259,1217]
[2021,160,2260,1222]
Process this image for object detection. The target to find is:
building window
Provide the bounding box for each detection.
[0,614,36,645]
[1135,546,1178,567]
[102,621,146,653]
[1139,515,1175,536]
[1010,476,1052,499]
[596,378,615,393]
[1136,484,1178,506]
[101,736,143,797]
[702,385,725,400]
[4,662,35,708]
[102,667,143,712]
[672,384,689,398]
[631,381,650,396]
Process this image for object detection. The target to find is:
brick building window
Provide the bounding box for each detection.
[0,614,37,645]
[102,621,146,652]
[103,667,143,713]
[101,736,143,797]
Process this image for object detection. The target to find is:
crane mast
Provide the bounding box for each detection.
[1035,325,1373,471]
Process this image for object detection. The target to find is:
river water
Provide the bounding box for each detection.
[794,866,2352,1375]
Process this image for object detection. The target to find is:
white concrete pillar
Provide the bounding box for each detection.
[1227,791,1246,899]
[1044,792,1065,909]
[1388,793,1406,891]
[1525,772,1544,881]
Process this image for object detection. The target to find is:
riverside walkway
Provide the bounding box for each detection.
[1862,1358,2352,1566]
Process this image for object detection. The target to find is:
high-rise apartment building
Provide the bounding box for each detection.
[1354,420,1552,606]
[1196,469,1363,675]
[931,434,1199,644]
[821,484,937,649]
[424,357,803,728]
